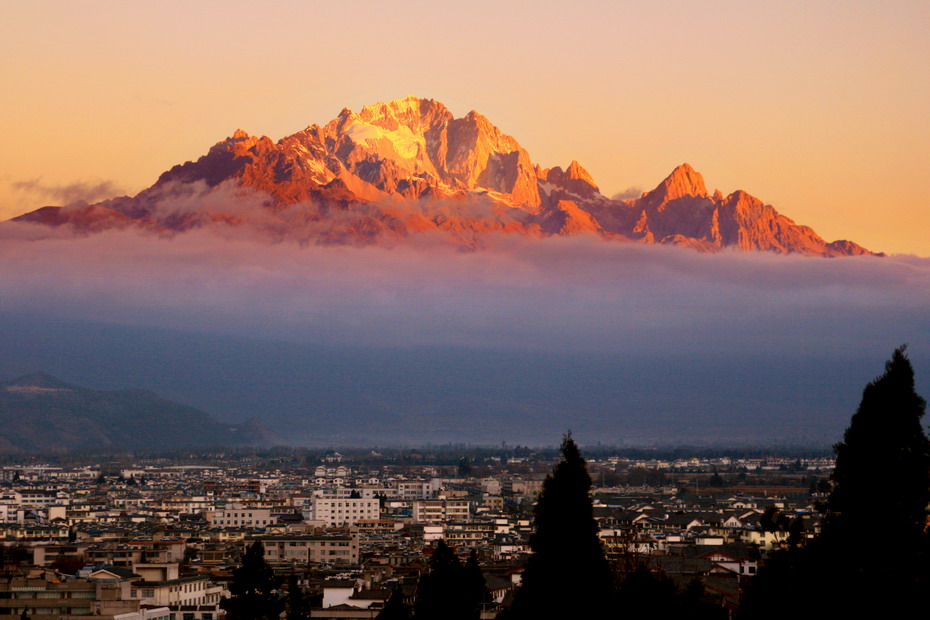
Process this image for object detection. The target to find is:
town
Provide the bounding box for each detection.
[0,445,834,619]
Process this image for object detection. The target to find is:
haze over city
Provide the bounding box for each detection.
[1,0,929,448]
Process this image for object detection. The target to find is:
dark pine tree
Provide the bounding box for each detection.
[740,347,930,619]
[285,573,311,620]
[786,517,805,548]
[819,346,930,612]
[376,585,411,620]
[220,540,284,620]
[414,540,474,620]
[759,505,780,533]
[503,433,613,620]
[463,549,490,615]
[824,346,930,546]
[457,457,473,478]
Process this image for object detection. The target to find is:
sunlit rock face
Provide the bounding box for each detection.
[622,165,873,256]
[9,97,876,256]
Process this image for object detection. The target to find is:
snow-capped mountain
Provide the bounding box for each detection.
[10,96,875,256]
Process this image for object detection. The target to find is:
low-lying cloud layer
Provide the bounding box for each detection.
[1,223,926,354]
[1,220,928,445]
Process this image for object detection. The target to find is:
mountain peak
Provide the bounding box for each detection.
[546,160,599,197]
[3,372,76,392]
[358,96,451,132]
[6,99,876,257]
[646,163,709,203]
[566,161,596,185]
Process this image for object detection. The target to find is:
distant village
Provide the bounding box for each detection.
[0,447,835,619]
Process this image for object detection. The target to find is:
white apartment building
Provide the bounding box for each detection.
[302,497,379,527]
[396,479,442,500]
[412,499,471,524]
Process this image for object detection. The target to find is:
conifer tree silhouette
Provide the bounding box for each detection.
[504,433,613,619]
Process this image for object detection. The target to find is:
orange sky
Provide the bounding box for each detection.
[1,0,927,254]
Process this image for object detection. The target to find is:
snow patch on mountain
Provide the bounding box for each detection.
[345,121,425,160]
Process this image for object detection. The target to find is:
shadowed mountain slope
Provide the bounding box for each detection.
[0,372,278,452]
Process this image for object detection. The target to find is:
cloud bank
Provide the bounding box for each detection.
[0,222,927,356]
[1,214,928,445]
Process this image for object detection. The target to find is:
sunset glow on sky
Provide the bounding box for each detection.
[1,0,928,255]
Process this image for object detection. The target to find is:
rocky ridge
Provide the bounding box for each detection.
[10,96,875,256]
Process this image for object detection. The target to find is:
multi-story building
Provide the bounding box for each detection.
[254,534,359,565]
[443,521,496,547]
[203,507,273,529]
[302,498,379,527]
[412,499,471,524]
[396,480,441,500]
[0,574,169,620]
[132,574,222,609]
